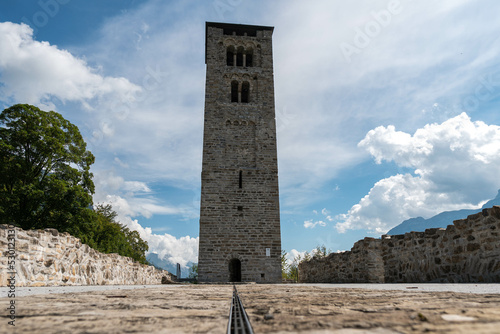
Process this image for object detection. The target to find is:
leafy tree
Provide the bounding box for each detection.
[312,245,331,259]
[281,249,290,279]
[188,263,198,279]
[0,104,94,233]
[288,253,302,282]
[91,204,149,264]
[0,104,149,265]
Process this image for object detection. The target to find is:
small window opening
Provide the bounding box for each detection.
[261,273,265,279]
[237,206,243,211]
[239,170,243,188]
[231,81,239,103]
[236,47,244,66]
[226,47,234,66]
[241,81,250,103]
[246,50,253,67]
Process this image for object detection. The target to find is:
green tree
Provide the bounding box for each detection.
[312,245,331,259]
[281,249,290,280]
[0,104,150,264]
[288,253,302,282]
[188,263,198,279]
[0,104,95,233]
[91,203,149,264]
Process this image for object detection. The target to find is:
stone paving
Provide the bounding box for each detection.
[2,284,500,333]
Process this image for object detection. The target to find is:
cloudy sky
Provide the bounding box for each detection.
[1,0,500,268]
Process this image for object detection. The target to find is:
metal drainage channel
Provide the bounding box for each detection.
[227,286,254,334]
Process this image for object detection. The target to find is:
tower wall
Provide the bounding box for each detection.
[198,22,281,283]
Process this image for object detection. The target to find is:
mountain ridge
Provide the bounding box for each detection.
[387,190,500,235]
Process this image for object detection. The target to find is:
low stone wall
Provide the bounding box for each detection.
[298,237,384,283]
[0,225,173,287]
[299,206,500,283]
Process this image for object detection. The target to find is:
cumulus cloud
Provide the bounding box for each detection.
[119,215,198,268]
[336,113,500,234]
[0,22,140,106]
[93,170,193,220]
[304,220,326,229]
[93,170,198,268]
[284,249,307,266]
[304,208,334,228]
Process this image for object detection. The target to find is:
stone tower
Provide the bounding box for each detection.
[198,22,281,283]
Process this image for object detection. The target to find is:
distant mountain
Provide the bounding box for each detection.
[146,253,177,275]
[387,190,500,235]
[146,253,196,278]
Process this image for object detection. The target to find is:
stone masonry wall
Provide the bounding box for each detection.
[0,225,173,287]
[198,23,281,283]
[299,206,500,283]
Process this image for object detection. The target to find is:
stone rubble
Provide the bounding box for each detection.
[1,284,500,333]
[300,206,500,283]
[0,224,173,287]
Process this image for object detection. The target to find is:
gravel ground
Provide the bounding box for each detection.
[2,283,499,297]
[1,284,500,333]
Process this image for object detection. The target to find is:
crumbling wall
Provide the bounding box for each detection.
[0,225,173,287]
[299,206,500,283]
[299,237,384,283]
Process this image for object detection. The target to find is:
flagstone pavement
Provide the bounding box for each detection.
[2,284,500,333]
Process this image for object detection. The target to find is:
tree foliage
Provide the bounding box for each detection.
[188,263,198,279]
[281,245,333,282]
[89,204,149,264]
[281,249,289,279]
[0,104,149,264]
[0,104,94,232]
[282,250,300,282]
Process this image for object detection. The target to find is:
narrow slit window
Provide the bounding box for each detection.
[241,81,250,103]
[231,81,239,103]
[239,170,243,188]
[226,47,234,66]
[236,47,244,67]
[246,49,253,67]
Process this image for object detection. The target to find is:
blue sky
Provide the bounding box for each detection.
[2,0,500,268]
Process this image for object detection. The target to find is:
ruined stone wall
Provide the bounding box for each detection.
[299,237,384,283]
[299,206,500,283]
[0,225,173,287]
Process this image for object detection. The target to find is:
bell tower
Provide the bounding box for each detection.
[198,22,281,282]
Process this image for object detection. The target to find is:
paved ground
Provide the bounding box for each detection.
[1,284,500,333]
[3,283,499,297]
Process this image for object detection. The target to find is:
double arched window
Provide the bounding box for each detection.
[231,81,250,103]
[227,46,253,67]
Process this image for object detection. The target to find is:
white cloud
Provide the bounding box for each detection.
[304,220,326,229]
[304,208,334,228]
[93,170,192,220]
[92,170,198,268]
[285,249,306,266]
[264,0,500,209]
[119,215,198,269]
[336,113,500,234]
[0,22,140,106]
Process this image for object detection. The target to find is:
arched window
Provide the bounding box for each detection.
[241,81,250,103]
[226,46,235,66]
[236,47,244,67]
[231,81,239,103]
[245,48,253,67]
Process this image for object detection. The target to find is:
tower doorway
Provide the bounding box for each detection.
[228,258,242,282]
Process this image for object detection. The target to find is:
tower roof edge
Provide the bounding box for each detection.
[205,22,274,64]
